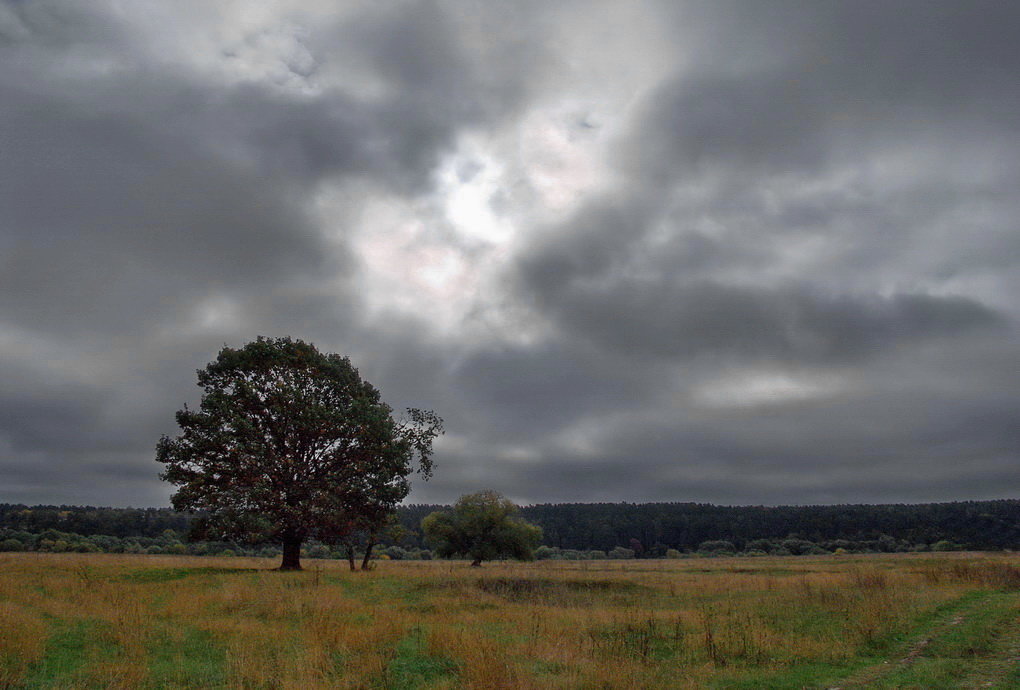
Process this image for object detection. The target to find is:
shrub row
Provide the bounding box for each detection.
[533,536,965,560]
[0,528,435,561]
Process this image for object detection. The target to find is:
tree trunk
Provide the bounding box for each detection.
[280,535,303,571]
[360,538,376,571]
[345,542,357,572]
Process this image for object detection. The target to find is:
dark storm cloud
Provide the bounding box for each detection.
[440,339,1020,505]
[0,0,542,339]
[514,0,1020,360]
[2,1,1019,508]
[488,0,1020,504]
[522,269,1005,363]
[1,74,331,340]
[0,0,545,505]
[448,342,663,440]
[668,1,1020,112]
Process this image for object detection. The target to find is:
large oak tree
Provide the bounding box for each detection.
[156,337,442,570]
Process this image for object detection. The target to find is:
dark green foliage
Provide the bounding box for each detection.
[423,491,541,565]
[698,540,736,554]
[0,538,24,552]
[518,500,1020,554]
[0,504,191,538]
[3,498,1018,557]
[155,337,442,570]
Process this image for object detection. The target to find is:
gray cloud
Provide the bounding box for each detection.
[524,272,1005,363]
[1,1,1018,508]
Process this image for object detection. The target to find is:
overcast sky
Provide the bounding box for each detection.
[2,1,1019,508]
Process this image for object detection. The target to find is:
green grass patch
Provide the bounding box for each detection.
[707,659,876,689]
[589,617,689,663]
[717,591,998,689]
[335,575,426,607]
[923,592,1013,658]
[528,658,567,676]
[474,577,653,606]
[145,625,227,689]
[872,657,970,688]
[860,589,989,656]
[383,627,458,689]
[122,566,254,583]
[21,619,118,688]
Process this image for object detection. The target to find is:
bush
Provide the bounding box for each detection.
[608,546,635,559]
[780,538,817,556]
[0,538,24,552]
[49,539,70,553]
[665,549,682,559]
[382,546,408,560]
[89,535,121,552]
[307,543,333,559]
[698,540,736,553]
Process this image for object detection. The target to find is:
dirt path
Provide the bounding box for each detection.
[827,591,1020,690]
[826,600,978,689]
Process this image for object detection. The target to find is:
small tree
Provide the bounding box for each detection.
[156,337,443,571]
[422,490,541,566]
[340,510,406,572]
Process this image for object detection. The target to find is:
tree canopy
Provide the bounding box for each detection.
[423,490,541,566]
[156,336,443,570]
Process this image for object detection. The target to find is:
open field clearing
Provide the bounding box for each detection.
[1,552,1018,689]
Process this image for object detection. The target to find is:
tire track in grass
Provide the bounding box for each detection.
[955,594,1020,689]
[826,592,989,689]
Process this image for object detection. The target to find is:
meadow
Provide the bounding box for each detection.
[1,552,1018,689]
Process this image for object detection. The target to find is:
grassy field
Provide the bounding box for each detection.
[1,552,1018,689]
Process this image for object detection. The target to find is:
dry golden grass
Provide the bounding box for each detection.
[1,551,1018,688]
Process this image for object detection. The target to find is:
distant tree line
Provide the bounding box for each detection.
[0,525,435,561]
[0,505,191,538]
[512,500,1020,555]
[2,499,1017,559]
